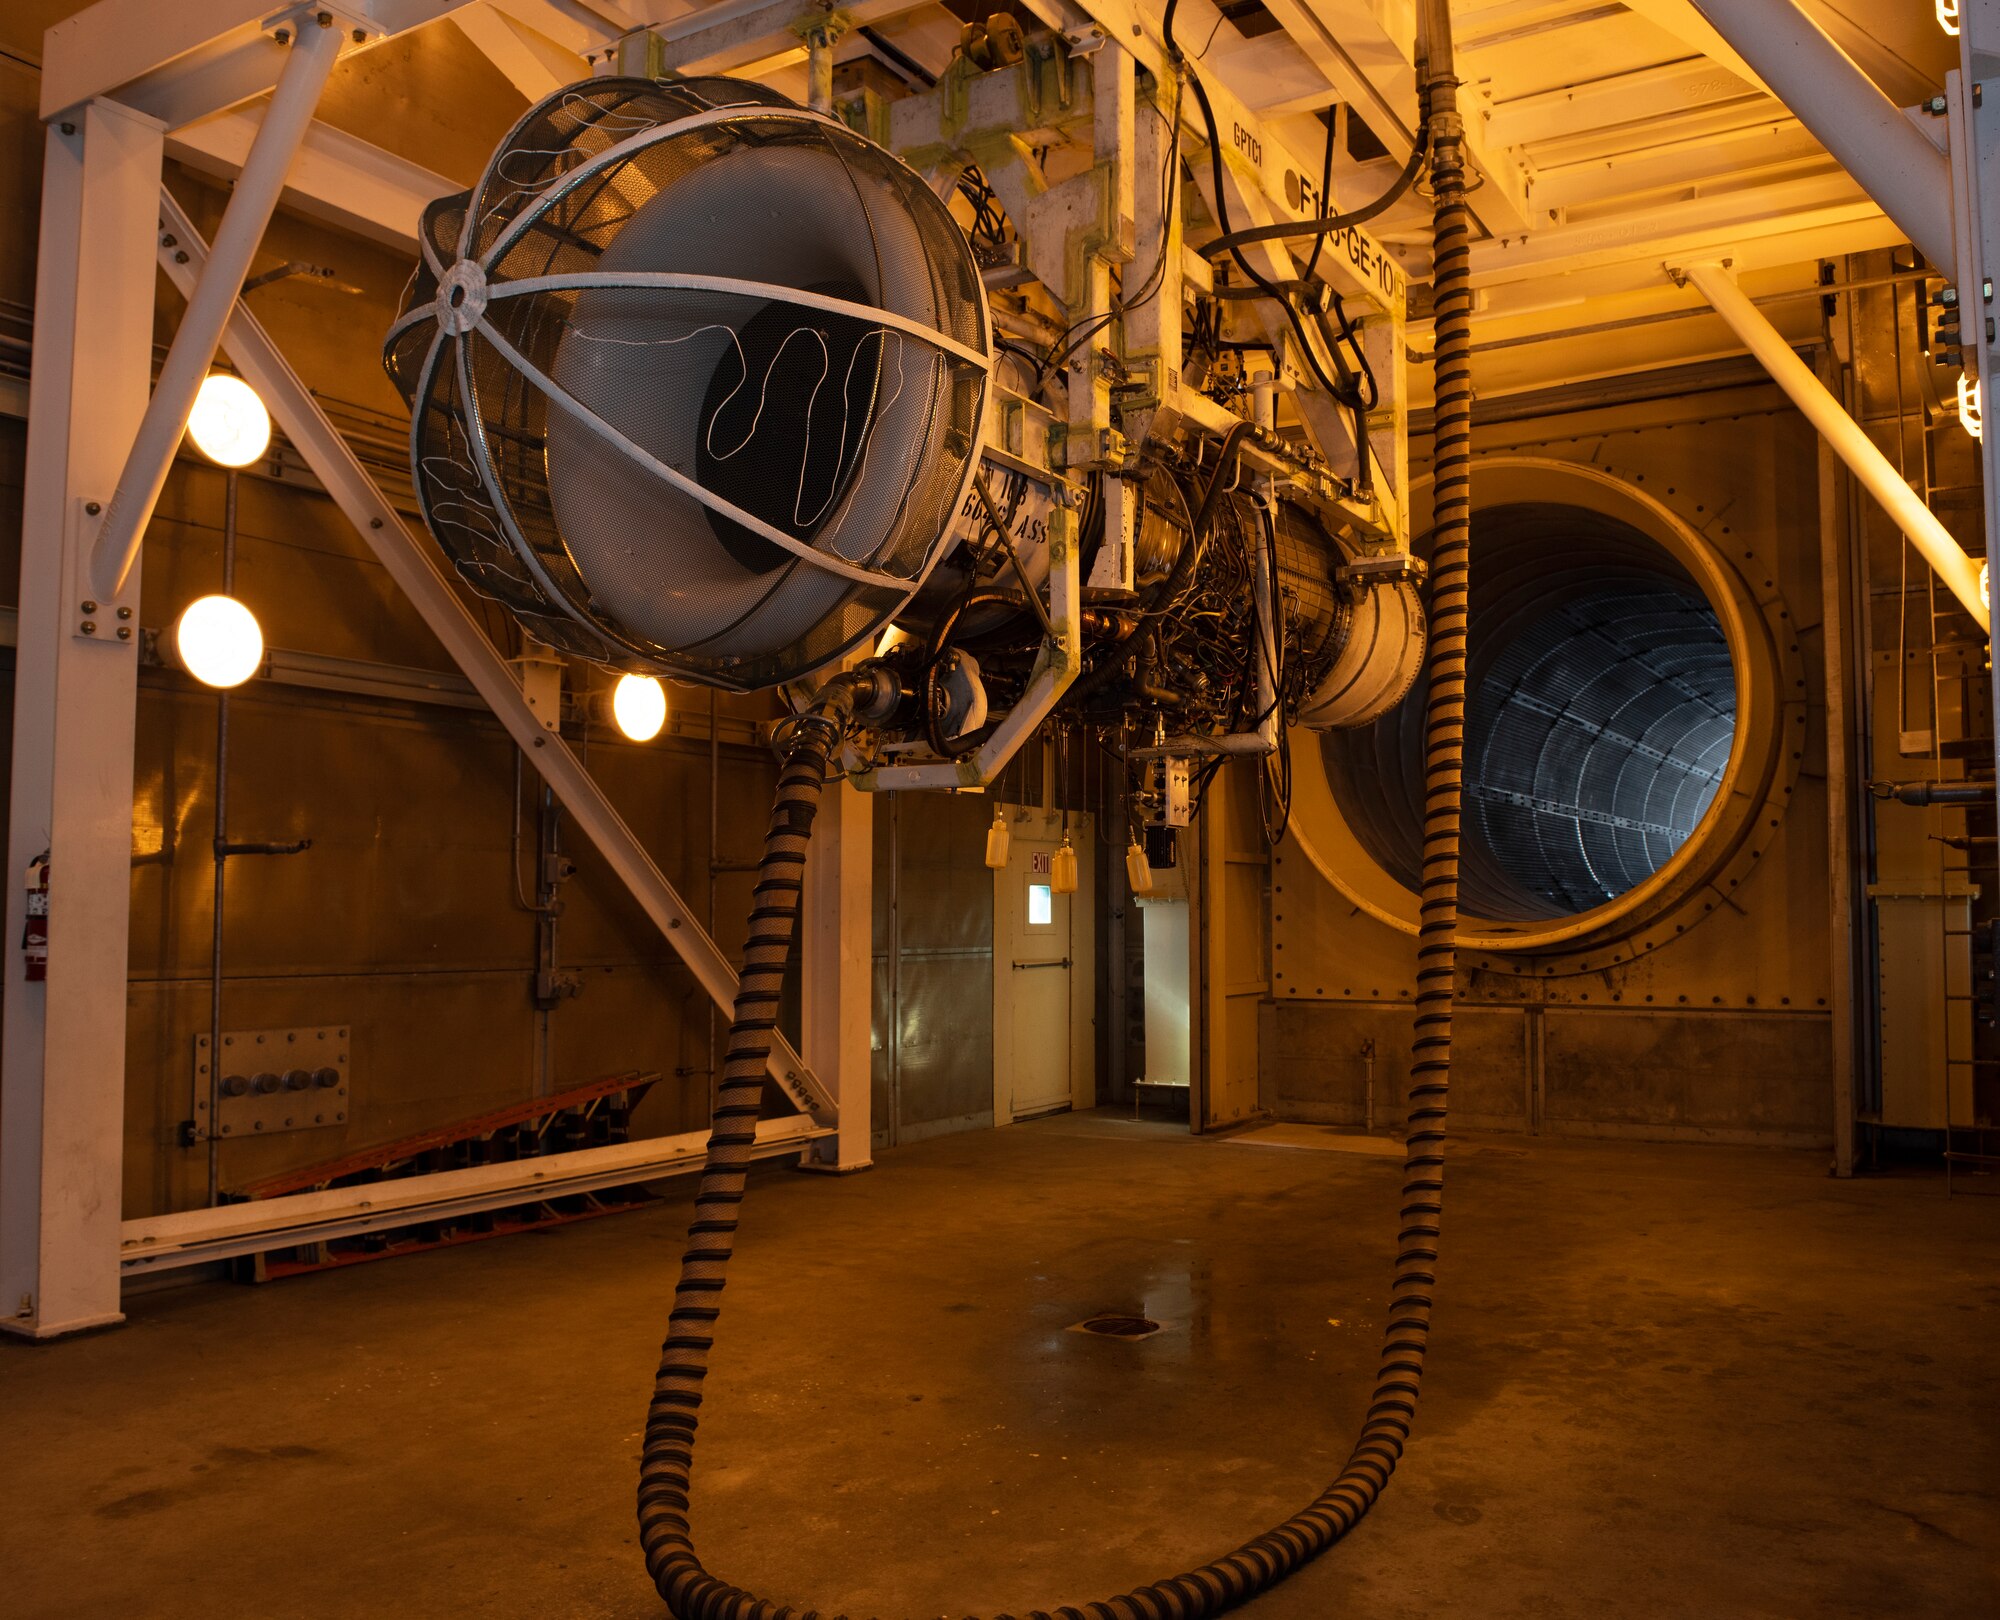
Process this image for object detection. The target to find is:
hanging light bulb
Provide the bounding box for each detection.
[185,373,271,468]
[610,672,668,741]
[1051,831,1079,896]
[1958,372,1982,441]
[984,804,1011,870]
[171,594,264,688]
[1938,0,1961,36]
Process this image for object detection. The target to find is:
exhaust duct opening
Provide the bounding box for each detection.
[1323,503,1737,924]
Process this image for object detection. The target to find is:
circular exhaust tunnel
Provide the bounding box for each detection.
[1322,502,1739,926]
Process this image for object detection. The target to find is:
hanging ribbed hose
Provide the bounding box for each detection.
[636,26,1473,1620]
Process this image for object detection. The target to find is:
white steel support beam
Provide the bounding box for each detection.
[1685,0,1956,272]
[1484,57,1761,150]
[1680,262,1989,631]
[40,0,459,130]
[168,109,457,251]
[0,101,165,1340]
[801,776,873,1171]
[90,17,344,604]
[1618,0,1767,89]
[121,1117,829,1273]
[452,2,589,101]
[156,187,837,1125]
[1472,170,1889,297]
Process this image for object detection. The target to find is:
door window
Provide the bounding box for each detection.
[1027,881,1053,928]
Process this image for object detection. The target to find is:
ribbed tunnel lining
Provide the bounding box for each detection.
[1323,503,1736,922]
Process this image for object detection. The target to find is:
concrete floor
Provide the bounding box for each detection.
[5,1116,1998,1618]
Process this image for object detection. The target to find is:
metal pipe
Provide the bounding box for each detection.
[91,18,343,601]
[1684,0,1955,274]
[989,303,1064,348]
[1879,781,1996,806]
[805,21,836,114]
[1681,261,1990,630]
[205,470,237,1208]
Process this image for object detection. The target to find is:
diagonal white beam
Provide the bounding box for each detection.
[1618,0,1768,89]
[1685,0,1955,271]
[155,185,836,1124]
[1680,261,1987,630]
[454,2,590,99]
[90,19,344,603]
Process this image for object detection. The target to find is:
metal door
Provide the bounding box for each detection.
[993,809,1094,1122]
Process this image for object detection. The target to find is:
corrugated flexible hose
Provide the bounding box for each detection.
[636,42,1474,1620]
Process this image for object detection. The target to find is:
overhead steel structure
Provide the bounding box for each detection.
[6,0,2000,1340]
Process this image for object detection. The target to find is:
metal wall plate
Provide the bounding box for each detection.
[191,1025,349,1141]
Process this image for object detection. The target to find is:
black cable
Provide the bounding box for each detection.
[1196,123,1429,261]
[1190,420,1252,543]
[1163,0,1336,394]
[1299,107,1337,284]
[1181,62,1357,408]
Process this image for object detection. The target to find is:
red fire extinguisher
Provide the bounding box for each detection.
[23,850,49,982]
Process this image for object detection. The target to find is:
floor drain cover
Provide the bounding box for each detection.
[1071,1313,1162,1340]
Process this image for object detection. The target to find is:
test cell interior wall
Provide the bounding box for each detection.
[0,32,791,1220]
[1266,385,1839,1147]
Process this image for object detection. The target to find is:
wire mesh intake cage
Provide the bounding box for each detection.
[384,76,992,690]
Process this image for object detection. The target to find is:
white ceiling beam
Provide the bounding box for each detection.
[1470,169,1889,290]
[168,110,457,250]
[1526,98,1804,171]
[453,2,589,99]
[40,0,466,129]
[1470,213,1904,320]
[1484,56,1762,149]
[1535,127,1830,212]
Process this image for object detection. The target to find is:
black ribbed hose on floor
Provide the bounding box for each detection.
[636,16,1473,1617]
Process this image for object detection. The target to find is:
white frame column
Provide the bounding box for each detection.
[1,101,165,1339]
[801,777,873,1171]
